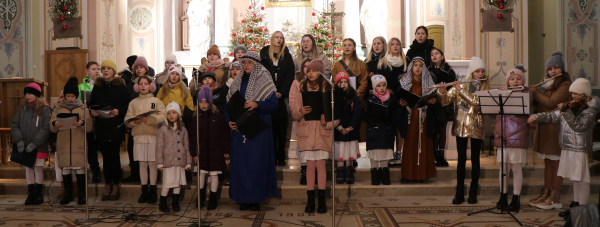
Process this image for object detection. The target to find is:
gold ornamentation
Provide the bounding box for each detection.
[265,0,312,8]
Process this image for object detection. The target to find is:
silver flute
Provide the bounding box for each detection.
[428,78,486,89]
[532,76,558,87]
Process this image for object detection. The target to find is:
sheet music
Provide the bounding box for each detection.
[56,115,79,131]
[349,77,356,90]
[94,110,114,118]
[476,90,530,115]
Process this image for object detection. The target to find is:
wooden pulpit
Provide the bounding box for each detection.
[44,49,88,98]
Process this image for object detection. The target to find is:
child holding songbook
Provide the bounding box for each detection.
[290,58,312,185]
[125,76,166,204]
[528,78,598,212]
[361,75,399,186]
[156,102,192,212]
[494,65,532,212]
[189,87,230,210]
[292,60,338,214]
[438,57,490,205]
[334,72,361,185]
[50,78,94,205]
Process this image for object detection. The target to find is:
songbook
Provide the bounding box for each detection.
[89,105,115,118]
[56,113,80,130]
[226,91,249,122]
[226,91,268,138]
[124,110,162,124]
[395,88,437,109]
[301,90,344,122]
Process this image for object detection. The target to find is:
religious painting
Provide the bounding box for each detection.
[265,0,312,8]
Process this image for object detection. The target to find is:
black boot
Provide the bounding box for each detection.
[91,166,101,184]
[467,183,478,204]
[76,174,86,205]
[559,201,578,219]
[435,150,449,167]
[25,184,35,205]
[60,175,73,205]
[207,191,219,210]
[370,168,380,185]
[197,188,206,208]
[335,166,346,184]
[147,185,158,204]
[305,190,315,213]
[317,189,327,214]
[496,193,508,209]
[138,185,149,203]
[299,165,307,185]
[508,194,520,213]
[452,184,465,204]
[249,203,261,211]
[33,183,44,205]
[346,166,355,184]
[172,194,181,212]
[159,196,170,212]
[380,167,391,185]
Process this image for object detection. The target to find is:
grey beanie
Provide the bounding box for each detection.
[233,45,248,55]
[545,51,565,72]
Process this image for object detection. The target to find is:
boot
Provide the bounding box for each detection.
[304,190,315,213]
[467,183,478,204]
[147,185,158,204]
[172,194,181,212]
[198,188,206,208]
[91,166,101,184]
[57,182,65,200]
[317,189,327,214]
[380,167,391,185]
[529,187,549,207]
[346,166,355,184]
[207,191,219,210]
[536,189,561,210]
[159,196,170,212]
[559,201,578,219]
[73,179,78,200]
[249,203,261,211]
[435,150,449,167]
[508,194,520,213]
[138,185,149,203]
[335,166,346,184]
[75,174,86,205]
[25,184,35,205]
[496,193,508,210]
[299,165,307,185]
[101,184,112,201]
[370,168,380,185]
[110,184,121,200]
[452,184,465,204]
[33,183,44,205]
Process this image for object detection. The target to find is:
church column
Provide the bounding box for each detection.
[344,0,363,56]
[215,0,233,56]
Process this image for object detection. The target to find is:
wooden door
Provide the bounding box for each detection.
[427,25,444,53]
[44,49,88,98]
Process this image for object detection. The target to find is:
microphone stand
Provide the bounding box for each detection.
[194,70,203,226]
[323,74,336,227]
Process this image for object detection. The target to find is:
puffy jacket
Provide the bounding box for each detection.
[493,89,532,149]
[156,81,194,114]
[334,88,361,142]
[361,94,399,150]
[11,102,52,155]
[89,77,129,142]
[188,109,230,172]
[438,83,485,140]
[532,97,600,153]
[125,93,166,137]
[49,101,94,167]
[292,85,339,152]
[156,125,192,168]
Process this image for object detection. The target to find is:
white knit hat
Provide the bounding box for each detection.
[165,55,177,63]
[467,57,486,76]
[569,78,592,96]
[371,74,387,87]
[166,101,181,116]
[168,64,183,81]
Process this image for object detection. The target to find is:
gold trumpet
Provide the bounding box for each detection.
[428,79,486,89]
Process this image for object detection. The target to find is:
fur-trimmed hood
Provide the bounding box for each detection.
[95,76,126,87]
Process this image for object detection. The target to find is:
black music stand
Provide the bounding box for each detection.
[467,90,529,226]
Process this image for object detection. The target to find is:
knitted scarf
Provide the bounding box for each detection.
[64,99,81,110]
[205,59,225,69]
[227,61,276,102]
[386,54,404,68]
[374,89,390,102]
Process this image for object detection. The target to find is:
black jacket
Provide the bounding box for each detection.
[361,94,399,150]
[260,46,295,118]
[406,39,435,66]
[334,88,362,142]
[366,54,405,95]
[429,64,457,122]
[89,77,129,142]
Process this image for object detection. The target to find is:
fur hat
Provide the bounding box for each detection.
[371,74,387,87]
[467,56,486,76]
[168,64,183,82]
[101,59,118,74]
[132,56,149,73]
[126,55,137,70]
[207,45,221,58]
[63,77,80,97]
[241,51,261,63]
[505,64,527,86]
[166,101,181,116]
[545,51,565,72]
[233,45,248,56]
[569,78,592,96]
[335,72,349,84]
[24,83,42,97]
[200,69,216,82]
[307,60,325,75]
[165,55,177,63]
[198,86,213,104]
[133,76,157,93]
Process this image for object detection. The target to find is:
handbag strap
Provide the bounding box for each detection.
[339,60,357,78]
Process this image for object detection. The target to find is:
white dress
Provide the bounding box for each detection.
[557,150,590,183]
[496,147,527,164]
[367,149,393,161]
[334,141,359,160]
[161,165,189,188]
[133,135,156,162]
[300,150,330,161]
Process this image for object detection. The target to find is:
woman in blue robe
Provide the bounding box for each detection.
[225,51,278,211]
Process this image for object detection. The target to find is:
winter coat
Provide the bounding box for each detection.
[532,80,572,156]
[155,68,188,86]
[188,109,231,172]
[334,87,362,142]
[292,85,339,152]
[78,75,94,104]
[493,88,532,149]
[11,102,52,155]
[438,83,485,140]
[260,46,296,118]
[361,94,399,150]
[289,80,301,110]
[365,56,405,95]
[429,64,457,122]
[156,125,192,168]
[331,60,370,100]
[125,93,166,137]
[89,77,130,142]
[212,86,226,114]
[156,81,194,115]
[294,47,331,77]
[532,97,600,153]
[406,39,435,66]
[49,101,94,168]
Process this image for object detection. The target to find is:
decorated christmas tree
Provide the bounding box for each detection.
[229,0,271,56]
[307,10,343,65]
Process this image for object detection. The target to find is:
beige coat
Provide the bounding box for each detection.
[291,84,339,152]
[125,93,166,140]
[50,101,93,168]
[294,47,331,77]
[156,125,192,168]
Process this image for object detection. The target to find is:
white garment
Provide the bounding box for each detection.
[537,152,561,161]
[386,54,404,68]
[161,166,188,188]
[367,149,393,161]
[359,0,388,51]
[557,150,590,183]
[334,141,359,160]
[187,0,212,59]
[35,158,46,167]
[200,169,222,175]
[496,147,527,164]
[300,150,330,161]
[133,135,156,162]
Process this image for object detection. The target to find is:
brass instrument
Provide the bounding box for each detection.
[428,79,486,89]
